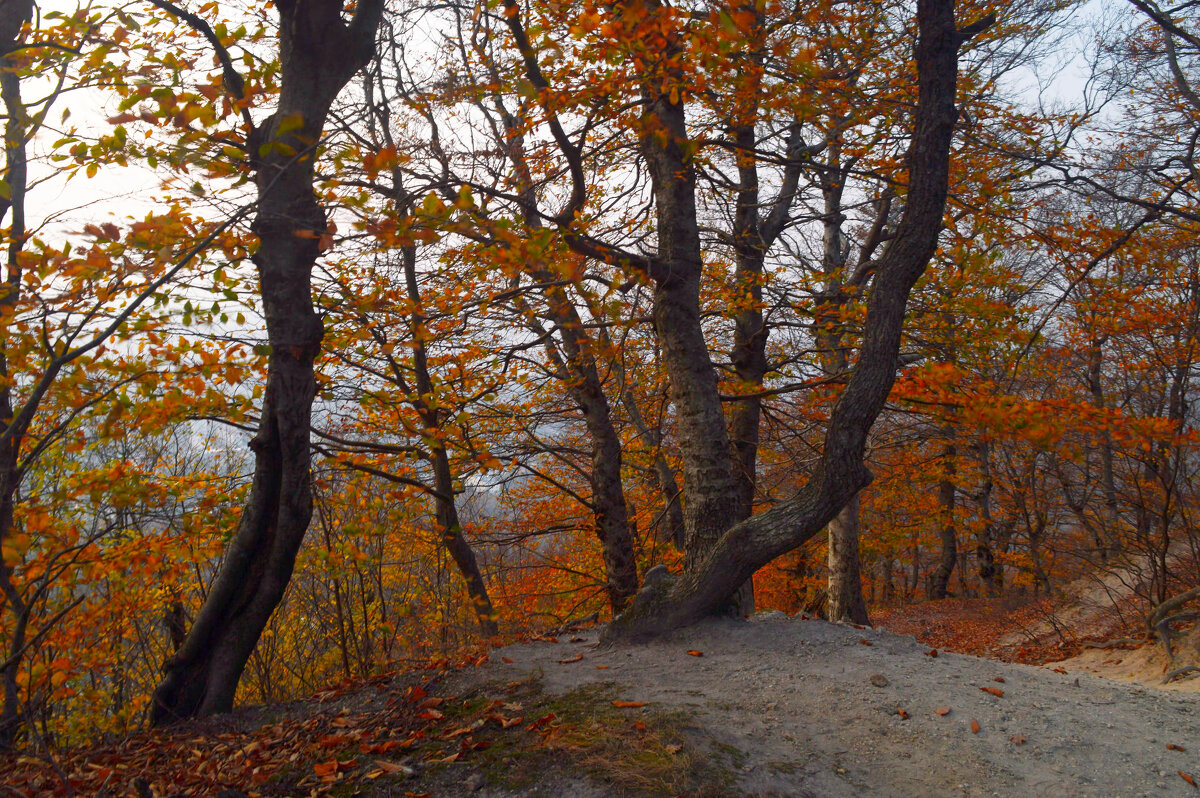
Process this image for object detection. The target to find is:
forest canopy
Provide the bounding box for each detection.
[0,0,1197,751]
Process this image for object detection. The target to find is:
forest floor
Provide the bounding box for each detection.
[4,608,1199,797]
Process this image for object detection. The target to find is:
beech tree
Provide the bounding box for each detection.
[150,0,384,724]
[476,0,990,637]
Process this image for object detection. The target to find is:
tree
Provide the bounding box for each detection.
[150,0,384,725]
[602,0,991,639]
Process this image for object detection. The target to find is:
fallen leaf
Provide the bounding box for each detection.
[374,760,414,775]
[686,650,704,657]
[501,657,515,664]
[860,638,874,646]
[595,665,610,670]
[557,653,583,664]
[1010,734,1026,745]
[416,697,444,710]
[417,709,444,720]
[612,700,648,708]
[993,677,1006,683]
[528,713,556,731]
[487,714,523,729]
[896,708,909,719]
[313,760,338,777]
[1168,744,1187,752]
[980,687,1004,698]
[665,744,683,754]
[971,719,981,734]
[1181,771,1197,789]
[935,707,951,716]
[1052,667,1067,674]
[925,649,939,658]
[634,721,647,731]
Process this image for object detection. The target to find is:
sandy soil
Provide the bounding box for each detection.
[470,613,1200,797]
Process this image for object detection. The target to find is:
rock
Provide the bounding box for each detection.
[870,673,889,688]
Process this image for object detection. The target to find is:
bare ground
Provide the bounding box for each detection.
[463,613,1200,798]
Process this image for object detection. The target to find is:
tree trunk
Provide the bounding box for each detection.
[538,283,639,614]
[399,244,499,635]
[150,0,382,725]
[928,443,957,600]
[827,495,871,623]
[0,7,33,746]
[643,101,741,569]
[606,0,978,641]
[816,140,872,625]
[481,84,640,614]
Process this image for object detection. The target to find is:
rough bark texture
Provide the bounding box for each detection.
[827,496,871,624]
[643,90,741,569]
[606,0,972,642]
[150,0,382,725]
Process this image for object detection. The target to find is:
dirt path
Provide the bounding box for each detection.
[472,613,1200,797]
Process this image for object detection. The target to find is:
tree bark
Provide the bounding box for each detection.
[150,0,382,725]
[0,5,33,746]
[606,0,978,641]
[400,244,499,635]
[816,140,871,625]
[928,442,957,600]
[827,495,871,624]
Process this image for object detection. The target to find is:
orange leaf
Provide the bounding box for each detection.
[595,665,610,670]
[970,719,981,734]
[686,650,704,657]
[501,657,515,664]
[1168,744,1187,752]
[1181,771,1197,789]
[980,687,1004,698]
[313,760,338,776]
[860,638,874,646]
[925,649,939,658]
[896,708,909,719]
[611,700,648,708]
[935,707,951,716]
[557,654,583,664]
[993,677,1005,683]
[373,760,413,775]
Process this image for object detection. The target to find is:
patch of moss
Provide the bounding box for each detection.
[442,679,740,797]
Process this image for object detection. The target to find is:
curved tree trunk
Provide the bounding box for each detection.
[606,0,981,642]
[151,0,383,725]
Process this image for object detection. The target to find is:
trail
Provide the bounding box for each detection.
[470,613,1200,797]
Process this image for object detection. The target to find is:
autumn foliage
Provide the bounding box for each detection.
[0,0,1197,768]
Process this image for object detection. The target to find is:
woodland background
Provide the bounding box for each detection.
[0,0,1198,757]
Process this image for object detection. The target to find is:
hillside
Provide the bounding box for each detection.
[6,614,1198,797]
